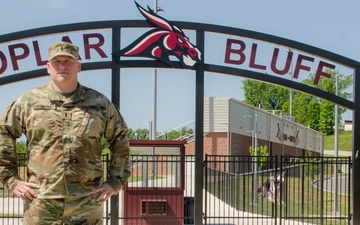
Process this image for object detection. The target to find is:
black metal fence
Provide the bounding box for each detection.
[0,154,352,225]
[204,155,352,225]
[0,153,110,225]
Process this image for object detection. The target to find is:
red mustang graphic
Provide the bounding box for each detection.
[112,1,201,68]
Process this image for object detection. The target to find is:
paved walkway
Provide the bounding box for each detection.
[323,150,352,157]
[204,190,314,225]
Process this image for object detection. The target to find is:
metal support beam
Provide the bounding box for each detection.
[194,29,205,225]
[352,66,360,224]
[110,27,121,225]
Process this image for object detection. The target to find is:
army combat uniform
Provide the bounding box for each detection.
[0,82,131,224]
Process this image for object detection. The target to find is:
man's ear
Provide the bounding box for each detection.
[46,61,51,74]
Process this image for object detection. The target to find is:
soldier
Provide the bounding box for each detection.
[0,41,131,224]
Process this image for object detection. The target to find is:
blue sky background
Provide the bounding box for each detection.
[1,0,359,134]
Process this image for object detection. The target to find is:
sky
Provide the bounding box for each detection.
[1,0,359,135]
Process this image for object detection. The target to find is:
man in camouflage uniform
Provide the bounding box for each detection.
[0,41,131,224]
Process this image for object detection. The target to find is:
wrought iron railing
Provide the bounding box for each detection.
[204,155,352,225]
[0,154,352,225]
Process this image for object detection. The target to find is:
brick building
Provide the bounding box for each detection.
[185,97,324,158]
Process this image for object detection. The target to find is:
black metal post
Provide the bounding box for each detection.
[352,66,360,224]
[110,27,121,225]
[194,29,205,225]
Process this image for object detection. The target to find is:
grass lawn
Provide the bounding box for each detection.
[323,131,352,151]
[207,172,350,225]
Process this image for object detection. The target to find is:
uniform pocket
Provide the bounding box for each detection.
[26,105,57,140]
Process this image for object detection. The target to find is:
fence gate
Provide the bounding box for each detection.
[122,140,186,225]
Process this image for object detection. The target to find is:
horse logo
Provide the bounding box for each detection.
[112,1,201,69]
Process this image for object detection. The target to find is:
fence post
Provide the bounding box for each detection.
[110,196,119,225]
[110,27,120,225]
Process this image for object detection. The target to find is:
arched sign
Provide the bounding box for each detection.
[1,2,360,224]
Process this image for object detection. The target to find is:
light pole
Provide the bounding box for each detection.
[245,114,258,204]
[151,0,159,140]
[333,75,340,216]
[253,115,258,204]
[151,0,164,140]
[287,48,293,121]
[316,135,324,155]
[151,71,157,140]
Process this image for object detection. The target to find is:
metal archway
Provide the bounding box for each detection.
[1,20,359,224]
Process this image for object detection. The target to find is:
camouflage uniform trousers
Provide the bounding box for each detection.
[22,194,103,225]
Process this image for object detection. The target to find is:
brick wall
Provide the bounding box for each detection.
[185,132,228,155]
[185,132,309,158]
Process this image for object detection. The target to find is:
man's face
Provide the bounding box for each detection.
[47,56,81,85]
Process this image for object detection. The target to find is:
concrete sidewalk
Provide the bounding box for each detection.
[323,150,352,157]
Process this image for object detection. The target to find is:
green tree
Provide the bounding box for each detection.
[16,140,26,154]
[127,128,149,140]
[242,70,352,135]
[249,145,269,169]
[158,127,194,140]
[126,127,194,140]
[101,137,109,149]
[242,79,289,110]
[290,70,352,135]
[300,151,319,180]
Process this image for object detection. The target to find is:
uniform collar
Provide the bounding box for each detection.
[47,82,87,104]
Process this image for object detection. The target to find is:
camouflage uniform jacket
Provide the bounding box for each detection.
[0,83,131,198]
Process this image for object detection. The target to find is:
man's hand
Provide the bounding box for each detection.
[12,181,40,202]
[91,183,115,202]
